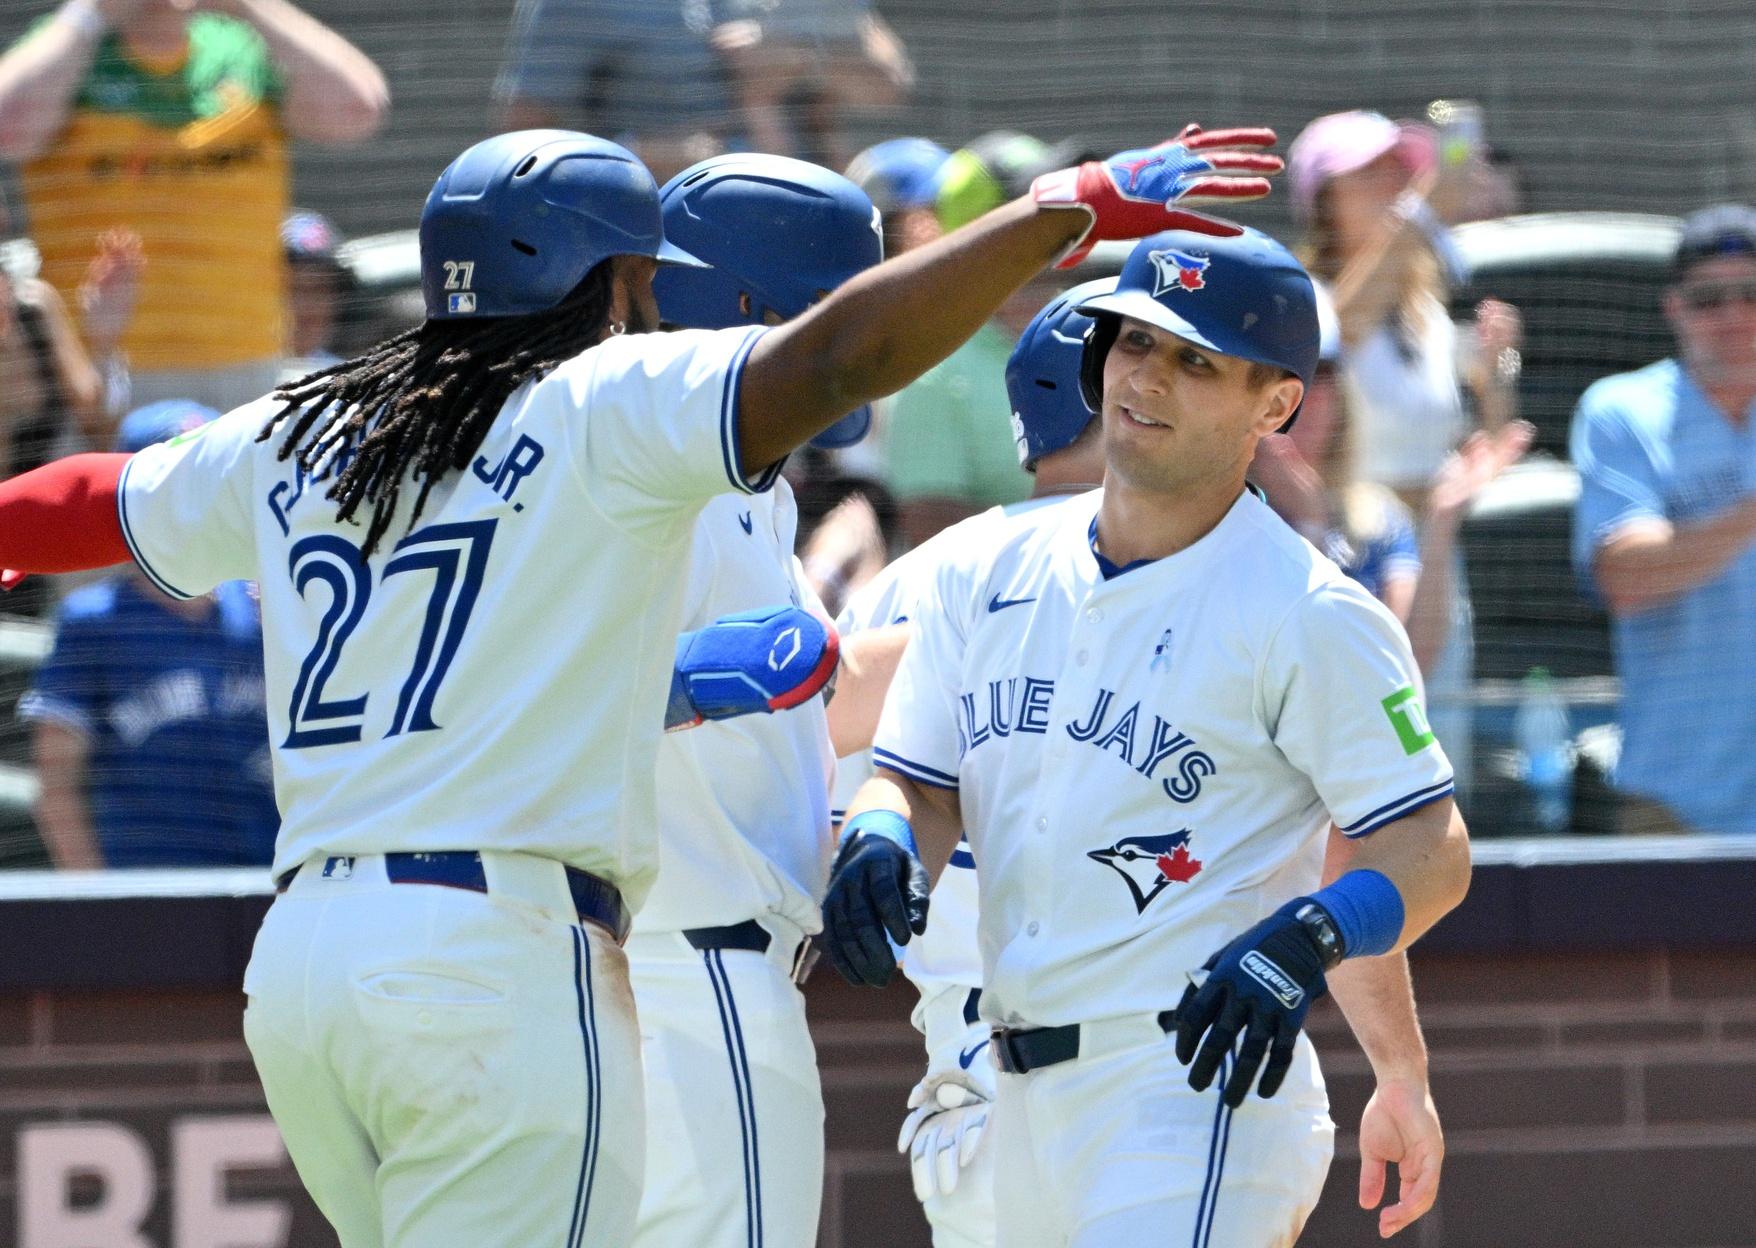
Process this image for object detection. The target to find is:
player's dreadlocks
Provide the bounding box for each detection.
[258,261,615,558]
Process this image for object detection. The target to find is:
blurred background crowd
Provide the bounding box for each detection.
[0,0,1751,868]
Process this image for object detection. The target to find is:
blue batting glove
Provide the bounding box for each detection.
[1174,898,1331,1108]
[822,813,930,987]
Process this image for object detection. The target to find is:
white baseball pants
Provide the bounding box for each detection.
[991,1023,1333,1248]
[627,923,824,1248]
[243,853,644,1248]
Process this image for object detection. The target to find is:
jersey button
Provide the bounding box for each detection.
[1075,650,1089,666]
[1027,921,1040,937]
[1035,816,1048,832]
[1086,608,1103,623]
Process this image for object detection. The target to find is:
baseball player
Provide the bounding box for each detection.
[630,152,883,1248]
[835,277,1114,1248]
[840,278,1449,1246]
[0,125,1283,1247]
[826,227,1472,1247]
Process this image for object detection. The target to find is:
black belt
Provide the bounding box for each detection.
[276,852,631,944]
[683,918,819,985]
[992,1009,1180,1075]
[684,919,772,953]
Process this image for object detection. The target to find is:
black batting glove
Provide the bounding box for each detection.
[821,832,930,987]
[1175,899,1331,1109]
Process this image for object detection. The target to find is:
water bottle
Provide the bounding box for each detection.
[1514,667,1573,834]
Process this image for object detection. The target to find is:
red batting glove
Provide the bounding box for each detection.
[1032,124,1282,268]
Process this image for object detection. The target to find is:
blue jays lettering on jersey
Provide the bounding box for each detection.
[956,676,1219,805]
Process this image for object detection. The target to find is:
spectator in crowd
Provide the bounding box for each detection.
[493,0,730,183]
[1288,109,1522,511]
[0,0,389,414]
[712,0,914,169]
[0,226,141,617]
[19,398,279,869]
[1289,108,1525,793]
[844,135,948,262]
[835,135,948,487]
[1571,204,1756,835]
[0,228,137,476]
[1253,282,1533,673]
[796,484,897,617]
[278,207,348,381]
[882,132,1087,545]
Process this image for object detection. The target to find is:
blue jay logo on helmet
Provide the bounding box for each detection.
[1149,247,1211,295]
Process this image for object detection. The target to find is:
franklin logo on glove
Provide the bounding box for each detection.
[1240,950,1305,1009]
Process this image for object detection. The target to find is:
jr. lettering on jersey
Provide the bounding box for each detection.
[267,434,549,536]
[957,678,1217,804]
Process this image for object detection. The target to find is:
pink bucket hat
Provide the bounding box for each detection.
[1287,110,1436,221]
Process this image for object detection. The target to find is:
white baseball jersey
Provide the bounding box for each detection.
[635,478,837,936]
[834,497,1070,1003]
[875,488,1453,1029]
[118,325,773,906]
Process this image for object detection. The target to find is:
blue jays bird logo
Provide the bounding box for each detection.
[1149,248,1210,296]
[1087,830,1203,914]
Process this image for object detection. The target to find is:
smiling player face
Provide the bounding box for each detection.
[1099,316,1304,496]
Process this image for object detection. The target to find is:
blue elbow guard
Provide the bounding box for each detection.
[666,604,840,731]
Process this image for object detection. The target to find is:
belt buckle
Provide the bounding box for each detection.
[993,1027,1027,1075]
[791,935,822,987]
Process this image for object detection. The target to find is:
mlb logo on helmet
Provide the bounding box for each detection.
[448,292,477,314]
[1148,247,1211,295]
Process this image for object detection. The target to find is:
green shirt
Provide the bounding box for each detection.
[885,322,1031,507]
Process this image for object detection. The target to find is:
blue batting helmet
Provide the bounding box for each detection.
[1075,227,1319,428]
[654,153,884,449]
[1005,277,1117,470]
[420,130,704,321]
[115,400,219,454]
[843,138,951,213]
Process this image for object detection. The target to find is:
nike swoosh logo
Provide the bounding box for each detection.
[738,512,754,534]
[958,1040,990,1069]
[987,594,1035,613]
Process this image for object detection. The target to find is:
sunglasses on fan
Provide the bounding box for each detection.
[1679,277,1756,311]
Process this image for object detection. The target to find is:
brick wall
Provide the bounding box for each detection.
[5,945,1756,1247]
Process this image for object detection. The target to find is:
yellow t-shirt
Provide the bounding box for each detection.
[18,15,288,370]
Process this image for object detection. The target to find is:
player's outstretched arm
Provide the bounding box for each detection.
[736,126,1282,474]
[821,768,962,986]
[0,453,134,586]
